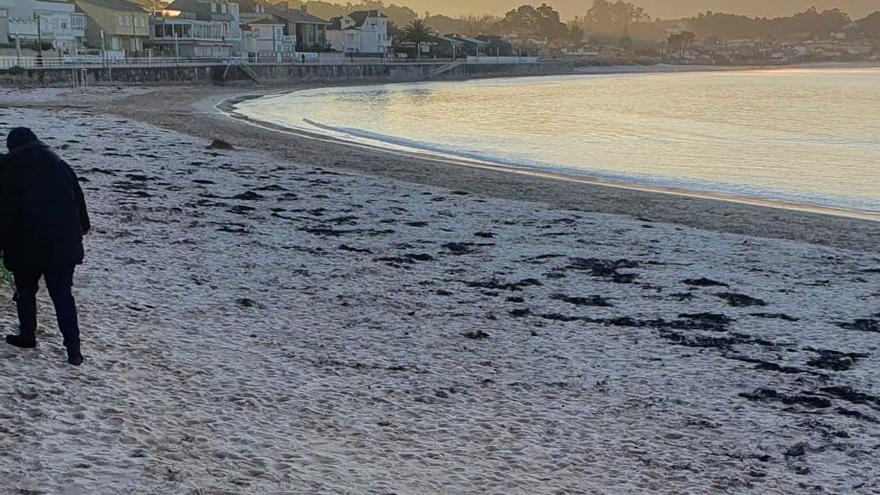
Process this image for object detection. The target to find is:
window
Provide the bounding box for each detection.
[61,22,68,30]
[221,3,227,14]
[211,2,217,13]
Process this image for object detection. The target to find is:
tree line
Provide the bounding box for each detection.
[146,1,880,42]
[688,8,852,40]
[582,1,880,42]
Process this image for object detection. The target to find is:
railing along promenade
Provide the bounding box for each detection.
[0,54,542,71]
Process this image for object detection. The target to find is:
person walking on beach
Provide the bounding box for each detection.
[1,128,90,366]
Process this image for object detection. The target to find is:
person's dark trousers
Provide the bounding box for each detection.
[13,266,81,356]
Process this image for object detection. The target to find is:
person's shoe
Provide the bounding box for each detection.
[67,350,83,366]
[5,334,36,349]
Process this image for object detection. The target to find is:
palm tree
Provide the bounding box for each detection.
[403,18,433,60]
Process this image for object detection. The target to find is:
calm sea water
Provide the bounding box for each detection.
[235,68,880,213]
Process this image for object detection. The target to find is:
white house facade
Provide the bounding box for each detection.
[327,10,389,55]
[0,0,86,54]
[242,22,286,58]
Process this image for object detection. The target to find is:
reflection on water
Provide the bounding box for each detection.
[237,68,880,213]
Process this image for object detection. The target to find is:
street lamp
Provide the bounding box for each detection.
[131,13,139,57]
[273,24,279,62]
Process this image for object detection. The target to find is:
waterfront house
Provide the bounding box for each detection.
[475,35,516,57]
[414,34,474,59]
[0,0,86,55]
[265,5,327,52]
[326,10,389,56]
[241,20,285,59]
[433,34,491,58]
[74,0,149,56]
[152,0,242,58]
[394,38,434,59]
[396,34,485,60]
[235,0,294,56]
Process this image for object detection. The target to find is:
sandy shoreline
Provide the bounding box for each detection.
[571,61,880,75]
[0,85,878,493]
[94,84,880,253]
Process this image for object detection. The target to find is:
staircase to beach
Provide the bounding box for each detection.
[218,62,262,84]
[429,60,465,79]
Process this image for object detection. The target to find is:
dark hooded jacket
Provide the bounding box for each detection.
[1,128,90,272]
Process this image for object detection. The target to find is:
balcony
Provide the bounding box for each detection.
[7,19,39,39]
[152,20,232,44]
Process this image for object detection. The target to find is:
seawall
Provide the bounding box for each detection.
[0,62,573,87]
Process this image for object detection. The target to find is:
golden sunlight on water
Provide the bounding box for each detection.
[238,68,880,213]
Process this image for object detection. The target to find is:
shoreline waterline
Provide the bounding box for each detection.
[75,84,876,253]
[220,90,880,224]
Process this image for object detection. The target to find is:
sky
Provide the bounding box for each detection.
[400,1,879,20]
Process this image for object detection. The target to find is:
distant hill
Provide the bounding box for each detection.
[424,14,470,34]
[393,1,879,20]
[633,0,878,19]
[856,11,880,38]
[131,1,880,23]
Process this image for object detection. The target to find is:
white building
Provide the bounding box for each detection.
[242,21,285,58]
[327,10,389,56]
[0,0,86,54]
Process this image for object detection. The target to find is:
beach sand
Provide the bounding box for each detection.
[0,86,878,494]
